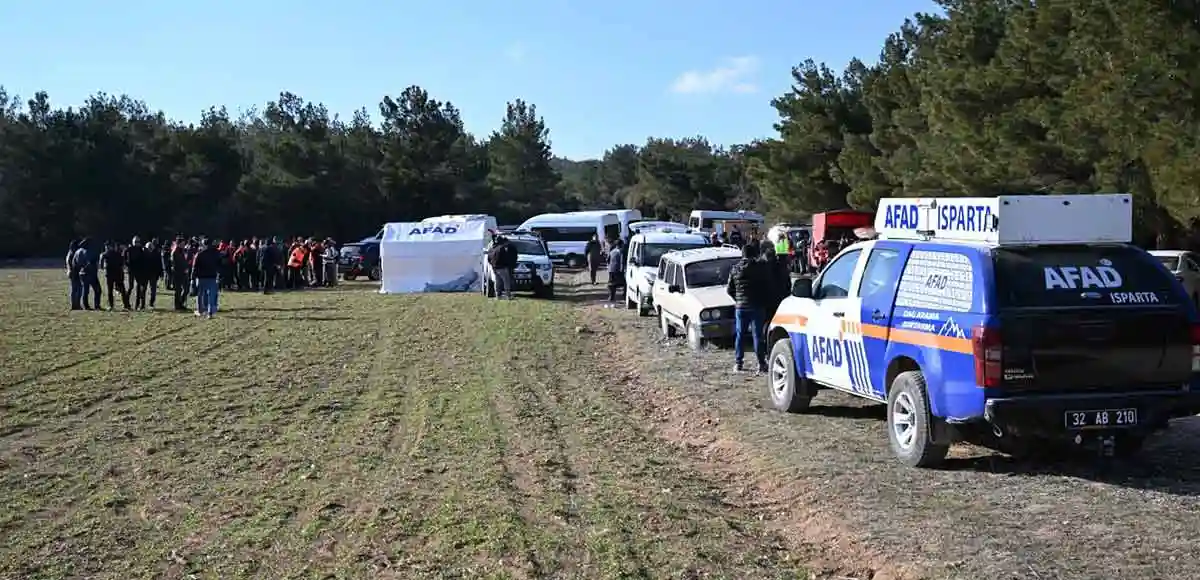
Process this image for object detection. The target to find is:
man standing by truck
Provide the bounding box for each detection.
[726,244,768,373]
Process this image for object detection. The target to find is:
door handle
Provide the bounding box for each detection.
[831,311,845,318]
[871,309,886,321]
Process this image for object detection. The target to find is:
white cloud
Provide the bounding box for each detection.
[504,42,527,64]
[670,56,760,95]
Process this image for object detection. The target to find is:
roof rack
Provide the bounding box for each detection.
[874,194,1132,245]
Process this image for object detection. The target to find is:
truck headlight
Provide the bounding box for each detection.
[700,309,720,321]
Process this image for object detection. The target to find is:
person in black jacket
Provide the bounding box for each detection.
[760,246,792,336]
[125,236,151,310]
[192,239,222,318]
[100,241,130,311]
[171,238,191,310]
[67,239,82,310]
[146,239,163,308]
[725,243,769,372]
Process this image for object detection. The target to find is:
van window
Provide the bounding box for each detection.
[816,249,861,299]
[993,245,1178,308]
[531,227,594,242]
[604,223,621,242]
[689,217,700,228]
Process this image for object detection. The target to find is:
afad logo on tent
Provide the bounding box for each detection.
[408,224,458,235]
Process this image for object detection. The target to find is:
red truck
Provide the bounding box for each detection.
[807,210,874,271]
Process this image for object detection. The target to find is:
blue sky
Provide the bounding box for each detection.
[0,0,937,160]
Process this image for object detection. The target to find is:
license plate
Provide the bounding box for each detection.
[1064,408,1137,429]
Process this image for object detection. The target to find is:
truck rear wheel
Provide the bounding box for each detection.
[887,371,949,468]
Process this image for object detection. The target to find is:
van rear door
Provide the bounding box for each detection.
[992,244,1192,393]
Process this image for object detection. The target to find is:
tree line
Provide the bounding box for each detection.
[4,0,1200,258]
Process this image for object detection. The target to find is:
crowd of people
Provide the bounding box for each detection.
[65,236,342,317]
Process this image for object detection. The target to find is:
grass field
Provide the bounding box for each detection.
[3,268,1200,580]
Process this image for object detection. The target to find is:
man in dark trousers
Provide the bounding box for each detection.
[146,239,163,307]
[171,238,191,311]
[726,243,769,373]
[100,241,130,310]
[67,239,82,310]
[161,239,174,290]
[258,237,279,294]
[75,238,102,310]
[606,239,626,303]
[125,236,151,310]
[585,234,603,284]
[760,246,792,336]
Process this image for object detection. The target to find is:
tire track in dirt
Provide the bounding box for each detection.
[565,269,913,580]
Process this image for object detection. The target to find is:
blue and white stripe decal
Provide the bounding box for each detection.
[844,340,873,396]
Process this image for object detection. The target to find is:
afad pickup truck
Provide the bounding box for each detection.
[766,194,1200,467]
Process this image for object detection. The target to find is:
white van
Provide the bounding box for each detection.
[569,209,643,240]
[518,213,622,267]
[624,230,711,316]
[687,210,765,235]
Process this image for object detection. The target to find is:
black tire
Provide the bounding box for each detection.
[368,266,381,281]
[343,273,356,281]
[566,255,583,268]
[685,319,703,350]
[766,338,813,413]
[887,371,950,468]
[625,290,636,309]
[659,309,677,338]
[484,279,496,298]
[534,284,554,299]
[636,293,650,317]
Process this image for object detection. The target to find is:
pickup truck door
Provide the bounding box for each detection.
[805,246,867,391]
[855,242,911,399]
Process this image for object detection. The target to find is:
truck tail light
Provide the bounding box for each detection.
[972,325,1002,388]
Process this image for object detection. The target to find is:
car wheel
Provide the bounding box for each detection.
[368,266,381,281]
[566,255,583,269]
[484,279,496,298]
[343,273,355,281]
[686,319,703,350]
[767,337,813,413]
[659,309,677,338]
[535,284,553,299]
[625,290,636,310]
[887,371,949,468]
[636,296,650,317]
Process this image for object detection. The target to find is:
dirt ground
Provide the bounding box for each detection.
[3,267,1200,580]
[568,270,1200,580]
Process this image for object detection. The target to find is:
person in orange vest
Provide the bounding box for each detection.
[287,240,305,289]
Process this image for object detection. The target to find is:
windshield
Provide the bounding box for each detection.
[685,258,739,287]
[1156,255,1180,271]
[340,245,362,257]
[642,243,706,268]
[509,239,547,255]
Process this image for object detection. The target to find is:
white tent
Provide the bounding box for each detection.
[379,220,487,294]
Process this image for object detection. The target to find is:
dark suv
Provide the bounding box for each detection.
[338,242,381,281]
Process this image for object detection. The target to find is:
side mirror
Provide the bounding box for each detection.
[668,284,682,294]
[791,278,813,298]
